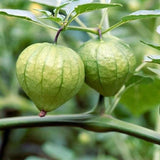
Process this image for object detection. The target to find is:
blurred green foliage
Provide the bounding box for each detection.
[0,0,160,160]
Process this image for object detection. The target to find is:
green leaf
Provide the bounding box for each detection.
[120,78,160,115]
[35,9,64,23]
[30,0,93,15]
[63,0,94,14]
[147,67,160,76]
[141,40,160,50]
[0,9,41,23]
[35,9,52,16]
[42,142,75,160]
[0,9,58,31]
[74,3,122,15]
[126,73,153,88]
[30,0,66,7]
[145,55,160,64]
[122,10,160,21]
[41,16,63,23]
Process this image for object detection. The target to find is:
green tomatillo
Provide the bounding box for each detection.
[78,35,136,97]
[16,43,84,116]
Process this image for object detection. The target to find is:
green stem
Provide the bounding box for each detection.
[107,85,126,114]
[102,20,126,34]
[65,13,78,26]
[74,17,95,38]
[0,114,159,145]
[99,0,111,30]
[99,9,108,28]
[74,17,87,28]
[135,62,147,72]
[38,22,59,31]
[105,97,113,113]
[65,26,98,34]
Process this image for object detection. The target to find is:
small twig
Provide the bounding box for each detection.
[107,85,126,114]
[74,17,95,38]
[102,20,125,35]
[66,26,98,34]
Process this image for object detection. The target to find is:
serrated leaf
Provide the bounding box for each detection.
[141,40,160,50]
[74,3,122,14]
[145,55,160,64]
[121,78,160,115]
[122,10,160,21]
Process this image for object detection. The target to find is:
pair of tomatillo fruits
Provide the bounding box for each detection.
[16,35,136,116]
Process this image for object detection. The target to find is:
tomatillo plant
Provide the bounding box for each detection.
[0,0,160,152]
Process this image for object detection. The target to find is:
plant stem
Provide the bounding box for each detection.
[135,62,147,72]
[54,26,64,44]
[99,0,111,30]
[66,13,78,26]
[74,17,87,28]
[66,26,98,35]
[102,20,126,34]
[107,85,126,114]
[74,17,95,38]
[97,28,102,40]
[38,22,59,31]
[0,114,159,145]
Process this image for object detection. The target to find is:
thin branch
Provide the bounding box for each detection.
[135,62,147,72]
[74,17,87,28]
[0,114,159,145]
[37,22,59,31]
[99,0,111,30]
[74,17,95,38]
[102,20,126,34]
[66,26,98,34]
[107,85,126,114]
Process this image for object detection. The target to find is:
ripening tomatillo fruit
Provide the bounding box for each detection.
[78,35,136,97]
[16,43,84,116]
